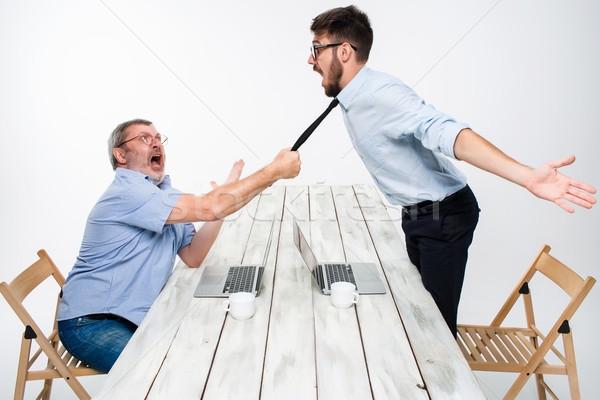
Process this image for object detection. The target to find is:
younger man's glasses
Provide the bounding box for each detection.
[310,42,357,60]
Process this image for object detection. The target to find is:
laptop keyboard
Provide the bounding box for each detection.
[325,263,357,290]
[223,266,256,294]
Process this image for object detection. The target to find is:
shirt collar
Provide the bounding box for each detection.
[115,167,172,189]
[336,66,370,111]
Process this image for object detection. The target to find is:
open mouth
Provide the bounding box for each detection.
[150,153,163,169]
[313,66,325,86]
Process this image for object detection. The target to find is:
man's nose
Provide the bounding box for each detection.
[308,54,316,65]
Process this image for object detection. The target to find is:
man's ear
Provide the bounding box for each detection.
[340,42,354,63]
[113,148,127,166]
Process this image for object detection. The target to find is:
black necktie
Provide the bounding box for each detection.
[291,98,339,151]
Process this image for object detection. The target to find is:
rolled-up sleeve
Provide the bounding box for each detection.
[378,83,469,159]
[178,223,196,250]
[117,180,184,234]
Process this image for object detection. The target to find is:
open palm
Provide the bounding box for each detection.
[211,160,245,189]
[526,155,596,213]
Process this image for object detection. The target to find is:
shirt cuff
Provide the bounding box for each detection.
[441,122,470,159]
[180,223,196,249]
[154,190,184,233]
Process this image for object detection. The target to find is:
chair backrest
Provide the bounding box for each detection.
[491,245,596,328]
[535,249,587,298]
[3,249,65,303]
[1,250,65,330]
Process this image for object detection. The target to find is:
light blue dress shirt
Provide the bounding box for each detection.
[336,67,469,206]
[57,168,196,326]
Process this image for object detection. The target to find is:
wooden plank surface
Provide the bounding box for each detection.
[96,184,485,400]
[260,186,317,399]
[145,189,267,399]
[330,185,428,399]
[353,184,485,399]
[200,186,285,399]
[308,185,373,400]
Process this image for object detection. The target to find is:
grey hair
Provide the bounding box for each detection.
[108,118,153,170]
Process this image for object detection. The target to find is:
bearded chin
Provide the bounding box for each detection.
[325,82,342,97]
[151,173,165,185]
[324,56,343,97]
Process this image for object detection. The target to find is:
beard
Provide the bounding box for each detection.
[125,150,166,185]
[148,171,165,185]
[324,53,343,98]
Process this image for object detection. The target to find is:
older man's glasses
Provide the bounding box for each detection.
[310,42,357,60]
[117,133,168,148]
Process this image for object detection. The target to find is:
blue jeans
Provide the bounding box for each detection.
[57,315,138,373]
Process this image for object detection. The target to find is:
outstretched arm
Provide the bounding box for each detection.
[178,160,245,267]
[453,129,596,213]
[167,148,301,224]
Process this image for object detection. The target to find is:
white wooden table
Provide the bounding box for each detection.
[93,185,485,400]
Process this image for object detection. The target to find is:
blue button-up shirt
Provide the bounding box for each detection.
[57,168,196,326]
[336,67,469,206]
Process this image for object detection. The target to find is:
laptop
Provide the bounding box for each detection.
[194,217,276,298]
[292,218,386,295]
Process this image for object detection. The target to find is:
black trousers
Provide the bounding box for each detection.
[401,185,480,338]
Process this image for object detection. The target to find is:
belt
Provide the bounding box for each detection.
[84,313,127,322]
[402,185,469,217]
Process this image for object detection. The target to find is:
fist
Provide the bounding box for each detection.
[272,148,301,180]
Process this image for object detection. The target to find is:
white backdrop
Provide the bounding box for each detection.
[1,1,598,398]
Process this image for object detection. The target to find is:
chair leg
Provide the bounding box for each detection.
[64,378,91,400]
[534,374,547,400]
[530,336,547,400]
[14,336,31,400]
[41,339,59,400]
[504,370,533,400]
[41,378,53,400]
[563,332,581,400]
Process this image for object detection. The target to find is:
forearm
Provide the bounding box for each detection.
[454,129,595,212]
[453,128,533,187]
[168,164,279,223]
[178,220,223,267]
[203,165,277,219]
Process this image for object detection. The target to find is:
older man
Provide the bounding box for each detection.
[57,119,300,372]
[307,6,596,337]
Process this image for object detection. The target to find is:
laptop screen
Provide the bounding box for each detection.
[293,219,319,273]
[261,217,276,268]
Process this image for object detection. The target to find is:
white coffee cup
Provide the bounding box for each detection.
[223,292,256,320]
[330,282,359,308]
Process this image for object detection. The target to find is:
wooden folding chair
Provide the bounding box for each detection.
[457,245,595,400]
[1,249,104,400]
